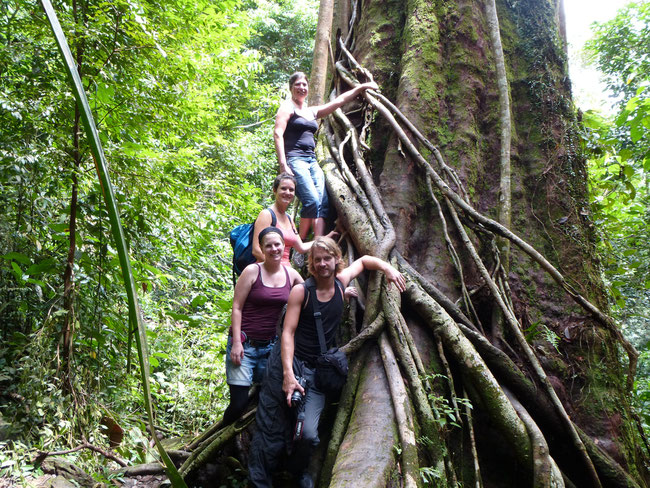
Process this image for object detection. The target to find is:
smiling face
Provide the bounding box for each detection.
[310,246,339,279]
[308,237,344,278]
[290,76,309,102]
[261,232,284,262]
[274,178,296,206]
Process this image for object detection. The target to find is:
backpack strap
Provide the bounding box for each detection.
[267,208,278,227]
[303,277,344,355]
[302,277,344,303]
[304,278,327,355]
[268,207,296,235]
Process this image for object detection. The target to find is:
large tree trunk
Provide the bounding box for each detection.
[309,0,334,106]
[177,1,649,486]
[315,0,649,487]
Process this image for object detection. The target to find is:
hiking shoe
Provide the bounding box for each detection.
[297,472,314,488]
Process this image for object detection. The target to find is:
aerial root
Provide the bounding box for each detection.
[426,177,483,332]
[334,46,637,393]
[315,49,645,487]
[505,389,555,487]
[379,332,420,488]
[340,311,384,356]
[462,386,483,488]
[320,347,369,485]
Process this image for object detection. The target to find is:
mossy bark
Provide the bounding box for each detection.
[321,0,648,486]
[327,347,397,488]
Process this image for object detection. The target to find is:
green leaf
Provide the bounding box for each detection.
[626,97,639,111]
[624,181,637,201]
[582,110,608,130]
[217,298,232,313]
[26,278,47,287]
[630,120,644,142]
[615,109,631,127]
[166,311,191,322]
[49,223,68,233]
[25,258,57,275]
[10,262,23,280]
[190,294,208,308]
[2,252,31,265]
[619,148,633,161]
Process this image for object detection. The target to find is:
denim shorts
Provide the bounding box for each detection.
[287,156,329,219]
[225,336,277,386]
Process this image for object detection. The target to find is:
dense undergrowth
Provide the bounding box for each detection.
[0,0,316,483]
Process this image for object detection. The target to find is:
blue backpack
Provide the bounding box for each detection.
[229,208,277,278]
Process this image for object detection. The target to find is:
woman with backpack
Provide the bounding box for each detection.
[251,173,315,266]
[222,226,304,426]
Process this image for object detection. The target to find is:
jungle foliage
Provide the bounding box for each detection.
[582,1,650,430]
[0,0,316,482]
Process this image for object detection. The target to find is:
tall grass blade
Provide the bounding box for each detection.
[40,1,187,485]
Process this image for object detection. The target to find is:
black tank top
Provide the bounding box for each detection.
[294,279,344,363]
[284,112,318,158]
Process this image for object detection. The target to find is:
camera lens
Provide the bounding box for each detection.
[291,390,302,405]
[291,376,305,407]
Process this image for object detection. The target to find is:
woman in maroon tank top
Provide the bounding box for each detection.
[222,227,304,426]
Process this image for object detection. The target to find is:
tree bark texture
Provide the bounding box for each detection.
[309,0,335,106]
[314,0,649,486]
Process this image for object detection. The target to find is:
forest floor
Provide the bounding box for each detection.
[0,473,167,487]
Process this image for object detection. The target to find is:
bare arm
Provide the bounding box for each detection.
[274,104,293,174]
[230,265,258,366]
[251,209,274,262]
[281,285,306,406]
[313,82,378,119]
[281,214,312,254]
[296,229,340,254]
[293,238,313,254]
[337,255,406,292]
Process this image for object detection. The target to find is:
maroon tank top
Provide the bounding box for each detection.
[240,264,291,340]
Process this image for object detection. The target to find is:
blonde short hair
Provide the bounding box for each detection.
[308,236,345,275]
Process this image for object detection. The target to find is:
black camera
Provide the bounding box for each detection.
[290,376,307,408]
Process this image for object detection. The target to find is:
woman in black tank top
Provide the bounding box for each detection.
[273,72,378,240]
